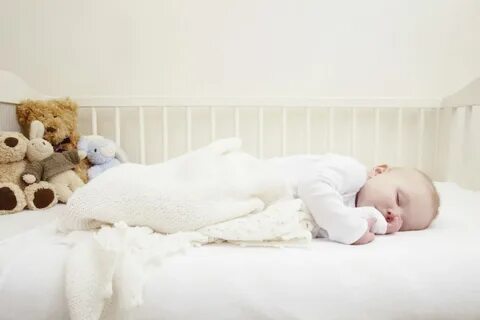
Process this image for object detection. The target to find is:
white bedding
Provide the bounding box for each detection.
[0,204,65,241]
[0,182,479,320]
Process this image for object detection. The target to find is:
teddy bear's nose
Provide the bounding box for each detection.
[4,137,18,148]
[46,127,57,133]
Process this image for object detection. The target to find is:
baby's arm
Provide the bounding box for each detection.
[297,165,382,245]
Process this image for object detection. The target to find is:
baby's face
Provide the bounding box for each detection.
[356,166,434,231]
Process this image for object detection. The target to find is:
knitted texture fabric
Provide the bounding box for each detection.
[59,138,313,320]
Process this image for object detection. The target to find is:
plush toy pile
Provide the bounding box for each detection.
[0,131,58,214]
[16,98,90,183]
[21,120,87,203]
[2,97,132,213]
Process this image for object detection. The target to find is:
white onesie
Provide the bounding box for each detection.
[269,154,387,244]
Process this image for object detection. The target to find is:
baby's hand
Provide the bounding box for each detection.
[386,215,403,234]
[353,218,376,245]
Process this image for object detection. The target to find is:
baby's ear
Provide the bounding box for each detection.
[368,164,389,178]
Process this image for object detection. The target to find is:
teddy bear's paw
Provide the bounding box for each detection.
[0,183,27,214]
[25,182,58,210]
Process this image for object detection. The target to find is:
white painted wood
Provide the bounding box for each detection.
[210,107,216,142]
[71,96,442,109]
[417,108,425,168]
[351,108,356,157]
[328,107,334,152]
[186,107,192,152]
[163,107,168,161]
[258,108,264,158]
[115,107,121,146]
[91,108,98,135]
[374,108,380,164]
[282,107,287,156]
[433,107,440,170]
[397,108,403,165]
[138,107,146,165]
[1,70,479,189]
[0,70,48,103]
[234,107,240,138]
[306,107,311,154]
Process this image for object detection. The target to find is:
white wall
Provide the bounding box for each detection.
[1,0,479,99]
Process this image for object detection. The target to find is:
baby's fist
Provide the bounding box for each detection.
[386,216,403,234]
[353,218,376,245]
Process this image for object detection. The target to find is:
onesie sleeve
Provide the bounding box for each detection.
[296,156,383,244]
[355,206,387,235]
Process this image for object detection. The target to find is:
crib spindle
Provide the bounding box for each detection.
[397,108,403,166]
[328,107,334,152]
[234,107,240,138]
[374,108,380,164]
[258,107,264,158]
[210,107,216,142]
[351,108,356,157]
[186,107,192,152]
[305,107,311,154]
[433,107,440,174]
[163,107,168,162]
[463,106,474,186]
[417,108,425,169]
[115,107,121,146]
[91,107,98,135]
[281,107,287,156]
[138,107,146,165]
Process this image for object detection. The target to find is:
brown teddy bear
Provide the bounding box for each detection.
[0,131,58,214]
[16,98,90,183]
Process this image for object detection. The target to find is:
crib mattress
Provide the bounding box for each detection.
[0,182,479,320]
[0,204,65,241]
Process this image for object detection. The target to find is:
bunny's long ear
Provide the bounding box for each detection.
[77,136,90,152]
[115,146,129,163]
[29,120,45,140]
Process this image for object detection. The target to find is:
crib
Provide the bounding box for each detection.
[1,70,480,319]
[2,70,479,190]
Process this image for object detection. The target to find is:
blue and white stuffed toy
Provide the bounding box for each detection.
[78,135,128,180]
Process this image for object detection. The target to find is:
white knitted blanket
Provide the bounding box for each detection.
[58,138,314,320]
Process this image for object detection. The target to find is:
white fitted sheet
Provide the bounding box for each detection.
[0,204,65,241]
[0,182,479,320]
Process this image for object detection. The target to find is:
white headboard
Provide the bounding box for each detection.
[1,70,479,190]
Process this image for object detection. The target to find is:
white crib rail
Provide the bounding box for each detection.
[1,101,479,190]
[1,69,478,189]
[77,105,440,174]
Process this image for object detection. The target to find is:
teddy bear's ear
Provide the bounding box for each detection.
[16,100,33,126]
[58,98,78,112]
[115,146,129,163]
[30,120,45,140]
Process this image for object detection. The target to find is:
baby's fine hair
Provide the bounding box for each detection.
[392,167,440,221]
[415,169,440,220]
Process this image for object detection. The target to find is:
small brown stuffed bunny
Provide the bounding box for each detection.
[22,121,87,203]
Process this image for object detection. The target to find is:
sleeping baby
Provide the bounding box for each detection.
[270,154,440,245]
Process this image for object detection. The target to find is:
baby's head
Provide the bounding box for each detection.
[356,165,440,231]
